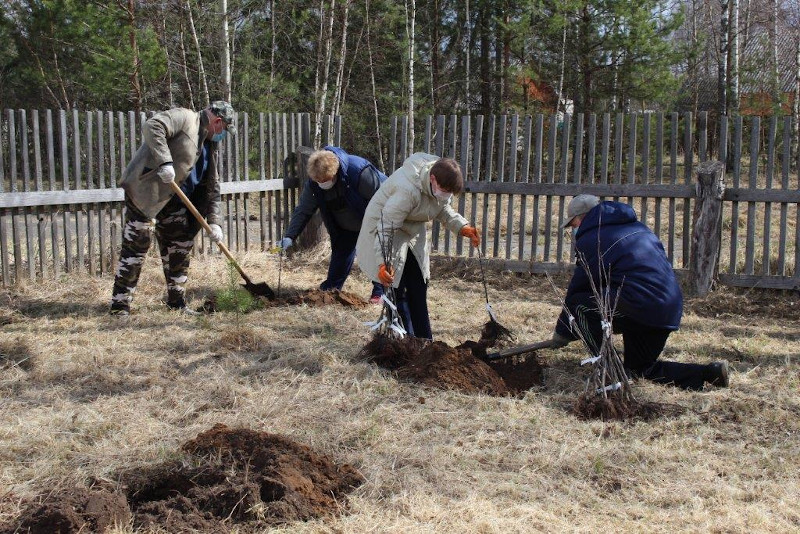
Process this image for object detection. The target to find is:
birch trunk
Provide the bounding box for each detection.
[221,0,231,102]
[314,0,337,147]
[125,0,142,113]
[406,0,416,154]
[332,0,351,119]
[178,22,195,110]
[718,0,728,117]
[465,0,470,112]
[269,0,276,100]
[186,0,210,106]
[365,0,385,169]
[771,0,780,110]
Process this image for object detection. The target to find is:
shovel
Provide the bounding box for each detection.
[168,181,275,300]
[483,340,554,362]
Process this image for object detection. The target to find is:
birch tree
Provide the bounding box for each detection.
[730,0,740,114]
[332,0,351,119]
[365,0,385,169]
[405,0,416,154]
[314,0,337,147]
[718,0,729,116]
[186,0,210,106]
[221,0,231,102]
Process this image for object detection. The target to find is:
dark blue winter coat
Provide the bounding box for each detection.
[285,146,387,241]
[309,146,387,236]
[565,201,683,330]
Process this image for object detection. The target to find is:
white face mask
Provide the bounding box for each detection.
[317,176,336,190]
[431,178,452,202]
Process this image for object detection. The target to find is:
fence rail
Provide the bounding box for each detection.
[1,107,798,290]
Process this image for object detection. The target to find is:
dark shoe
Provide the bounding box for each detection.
[705,361,730,388]
[109,304,130,317]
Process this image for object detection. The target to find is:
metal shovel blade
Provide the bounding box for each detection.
[241,281,276,301]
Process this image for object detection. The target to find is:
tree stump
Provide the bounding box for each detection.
[690,160,725,297]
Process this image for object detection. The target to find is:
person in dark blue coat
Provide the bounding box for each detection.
[280,146,387,302]
[551,194,729,390]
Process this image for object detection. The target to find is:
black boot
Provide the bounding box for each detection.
[704,361,730,388]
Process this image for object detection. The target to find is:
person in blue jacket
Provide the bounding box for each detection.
[280,146,387,302]
[551,194,729,390]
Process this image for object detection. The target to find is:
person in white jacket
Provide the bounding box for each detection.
[356,153,480,339]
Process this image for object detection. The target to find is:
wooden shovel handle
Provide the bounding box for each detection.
[485,339,554,361]
[167,180,252,285]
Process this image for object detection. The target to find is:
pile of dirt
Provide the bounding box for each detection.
[199,289,368,313]
[359,322,543,396]
[8,424,364,533]
[573,393,685,421]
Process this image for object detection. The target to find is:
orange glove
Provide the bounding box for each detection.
[378,264,395,285]
[460,225,480,247]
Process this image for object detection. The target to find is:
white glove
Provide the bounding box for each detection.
[208,224,223,243]
[157,164,176,183]
[279,237,293,250]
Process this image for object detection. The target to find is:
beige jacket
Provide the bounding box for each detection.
[356,152,468,286]
[121,108,221,223]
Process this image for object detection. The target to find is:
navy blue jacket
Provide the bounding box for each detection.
[564,201,683,330]
[285,146,387,241]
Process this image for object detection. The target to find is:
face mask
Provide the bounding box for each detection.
[317,176,336,190]
[434,189,452,202]
[431,179,452,202]
[211,120,227,142]
[571,228,578,241]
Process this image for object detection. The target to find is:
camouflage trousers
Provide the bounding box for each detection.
[110,197,199,312]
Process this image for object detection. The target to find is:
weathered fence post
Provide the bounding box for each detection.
[690,160,725,296]
[294,145,326,250]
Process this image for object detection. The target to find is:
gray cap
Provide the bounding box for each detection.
[562,194,600,228]
[210,100,236,134]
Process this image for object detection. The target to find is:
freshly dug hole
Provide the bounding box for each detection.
[573,393,685,421]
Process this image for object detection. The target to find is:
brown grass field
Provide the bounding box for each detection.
[0,244,798,533]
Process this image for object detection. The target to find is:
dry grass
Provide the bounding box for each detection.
[0,245,798,533]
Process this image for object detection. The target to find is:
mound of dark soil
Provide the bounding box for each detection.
[12,486,131,534]
[359,321,543,396]
[9,424,364,533]
[573,393,685,421]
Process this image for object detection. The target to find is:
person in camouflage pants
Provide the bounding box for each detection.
[110,197,201,312]
[110,101,234,315]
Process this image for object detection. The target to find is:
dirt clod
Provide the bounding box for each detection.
[13,487,131,534]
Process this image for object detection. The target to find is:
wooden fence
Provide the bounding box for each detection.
[386,112,800,289]
[0,109,342,286]
[1,108,798,290]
